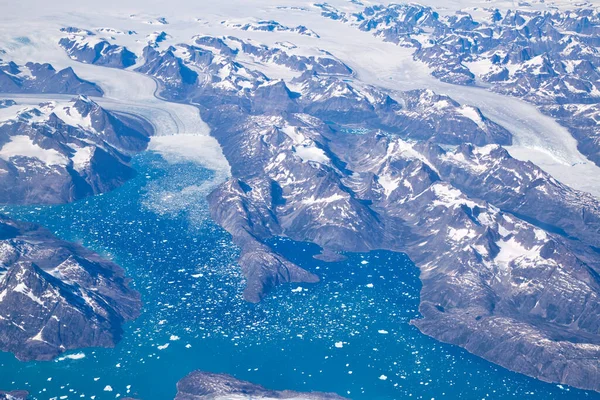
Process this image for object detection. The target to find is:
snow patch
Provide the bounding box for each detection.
[0,136,67,166]
[294,144,329,164]
[457,105,486,130]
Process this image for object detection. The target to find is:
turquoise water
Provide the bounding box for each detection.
[0,152,598,400]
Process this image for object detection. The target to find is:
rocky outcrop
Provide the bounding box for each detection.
[0,215,141,361]
[0,60,102,95]
[175,371,347,400]
[222,20,320,38]
[542,103,600,166]
[59,27,137,68]
[419,142,600,248]
[0,100,16,108]
[225,37,350,75]
[0,391,28,400]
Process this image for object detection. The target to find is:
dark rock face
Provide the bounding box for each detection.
[0,96,151,205]
[396,89,511,146]
[0,391,28,400]
[59,28,137,68]
[0,100,16,109]
[175,371,347,400]
[0,215,141,361]
[0,60,102,95]
[223,20,320,38]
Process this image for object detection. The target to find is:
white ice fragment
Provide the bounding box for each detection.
[56,352,86,361]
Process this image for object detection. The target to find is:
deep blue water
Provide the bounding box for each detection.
[0,152,598,400]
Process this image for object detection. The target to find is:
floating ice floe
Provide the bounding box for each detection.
[56,352,86,361]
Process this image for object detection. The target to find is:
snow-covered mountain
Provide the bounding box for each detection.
[316,3,600,166]
[0,61,151,364]
[0,96,151,204]
[0,60,102,95]
[222,19,320,38]
[59,27,137,68]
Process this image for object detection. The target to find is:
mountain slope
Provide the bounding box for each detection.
[0,59,102,95]
[0,96,152,205]
[0,215,140,361]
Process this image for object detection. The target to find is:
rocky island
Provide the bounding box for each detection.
[175,371,347,400]
[0,215,140,361]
